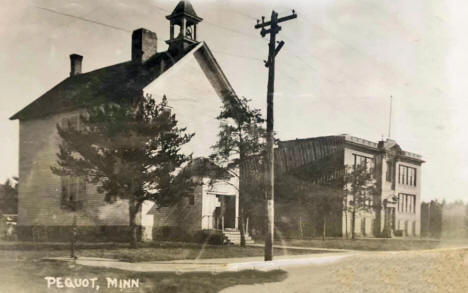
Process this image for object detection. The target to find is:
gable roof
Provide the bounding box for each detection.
[10,42,235,120]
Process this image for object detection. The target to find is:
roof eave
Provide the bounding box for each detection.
[198,42,236,97]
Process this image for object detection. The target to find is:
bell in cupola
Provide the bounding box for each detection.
[165,1,203,54]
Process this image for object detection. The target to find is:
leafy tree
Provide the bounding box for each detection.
[343,164,377,240]
[276,174,342,240]
[441,200,466,238]
[422,200,443,238]
[0,178,18,214]
[52,95,194,247]
[210,95,265,247]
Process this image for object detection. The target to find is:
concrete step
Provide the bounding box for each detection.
[223,230,254,245]
[224,234,252,237]
[224,234,251,239]
[226,239,255,245]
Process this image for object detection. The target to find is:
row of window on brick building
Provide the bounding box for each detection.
[387,162,417,186]
[352,153,417,215]
[398,193,416,214]
[353,154,417,187]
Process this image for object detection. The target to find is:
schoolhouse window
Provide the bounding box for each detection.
[61,114,80,131]
[398,165,417,186]
[398,193,416,214]
[353,154,374,172]
[61,176,86,210]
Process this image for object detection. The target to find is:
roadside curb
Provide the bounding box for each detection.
[42,253,353,273]
[226,253,353,271]
[246,243,355,252]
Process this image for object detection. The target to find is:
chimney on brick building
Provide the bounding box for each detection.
[69,54,83,77]
[132,28,158,64]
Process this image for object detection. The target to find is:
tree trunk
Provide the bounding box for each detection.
[299,216,304,239]
[239,149,246,247]
[322,215,326,241]
[246,217,249,237]
[129,197,138,248]
[351,207,356,240]
[345,208,349,239]
[239,207,246,247]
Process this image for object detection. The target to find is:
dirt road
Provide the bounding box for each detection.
[221,248,468,293]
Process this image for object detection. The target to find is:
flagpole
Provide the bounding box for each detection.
[387,95,393,138]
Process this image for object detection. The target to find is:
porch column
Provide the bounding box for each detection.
[220,195,226,231]
[246,217,249,236]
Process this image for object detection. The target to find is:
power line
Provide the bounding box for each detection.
[151,3,260,41]
[205,6,386,136]
[217,5,438,141]
[215,5,383,97]
[33,6,131,32]
[33,4,267,65]
[30,3,388,137]
[217,8,398,137]
[244,10,410,96]
[212,50,262,61]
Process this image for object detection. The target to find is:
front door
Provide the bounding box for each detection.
[224,196,236,229]
[383,207,396,237]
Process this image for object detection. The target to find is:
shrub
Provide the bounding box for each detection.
[193,229,227,245]
[394,230,403,237]
[153,226,192,242]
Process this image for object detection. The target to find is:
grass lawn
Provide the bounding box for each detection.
[0,241,320,262]
[276,237,441,251]
[0,259,287,293]
[0,242,294,292]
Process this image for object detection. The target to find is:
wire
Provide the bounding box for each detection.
[151,3,260,41]
[212,50,263,61]
[33,6,131,32]
[30,3,390,138]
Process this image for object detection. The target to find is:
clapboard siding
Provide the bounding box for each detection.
[152,184,203,233]
[18,111,132,230]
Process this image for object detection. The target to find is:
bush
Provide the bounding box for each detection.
[193,230,227,245]
[153,226,192,242]
[394,230,403,237]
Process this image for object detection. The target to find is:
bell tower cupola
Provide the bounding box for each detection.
[166,1,203,54]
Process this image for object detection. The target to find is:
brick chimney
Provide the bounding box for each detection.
[69,54,83,77]
[132,28,157,64]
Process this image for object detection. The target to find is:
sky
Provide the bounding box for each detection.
[0,0,466,202]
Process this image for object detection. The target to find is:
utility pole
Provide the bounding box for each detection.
[255,9,297,261]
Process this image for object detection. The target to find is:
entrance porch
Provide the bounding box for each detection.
[201,181,239,232]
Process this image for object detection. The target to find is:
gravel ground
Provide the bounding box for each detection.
[221,247,468,293]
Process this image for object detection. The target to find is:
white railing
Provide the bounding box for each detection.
[343,135,378,148]
[344,135,423,160]
[202,215,225,231]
